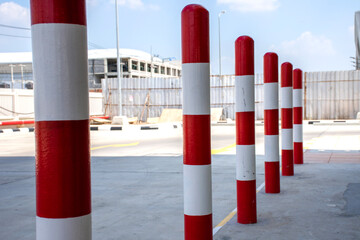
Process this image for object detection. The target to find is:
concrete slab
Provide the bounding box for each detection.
[214,163,360,240]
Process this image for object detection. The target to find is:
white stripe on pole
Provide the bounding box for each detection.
[183,164,212,215]
[264,82,279,110]
[293,89,302,108]
[265,135,280,162]
[236,145,256,180]
[281,129,293,150]
[32,24,89,122]
[235,75,255,112]
[36,214,91,240]
[182,63,210,115]
[293,124,303,142]
[281,87,292,108]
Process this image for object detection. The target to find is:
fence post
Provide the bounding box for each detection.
[293,69,303,164]
[264,52,280,193]
[31,1,91,239]
[281,62,294,176]
[181,4,212,239]
[235,36,257,224]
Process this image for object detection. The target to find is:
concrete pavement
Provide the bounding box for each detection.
[0,124,359,239]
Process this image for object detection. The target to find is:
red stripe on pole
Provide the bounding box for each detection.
[281,62,293,87]
[183,115,211,165]
[264,53,278,83]
[235,112,255,145]
[293,69,302,89]
[236,180,257,224]
[264,109,279,135]
[281,150,294,176]
[181,4,209,64]
[281,108,292,129]
[265,162,280,193]
[184,214,212,240]
[31,0,86,25]
[235,36,254,76]
[294,142,303,164]
[293,107,303,124]
[36,120,91,218]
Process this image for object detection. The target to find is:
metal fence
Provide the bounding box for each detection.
[103,70,360,121]
[304,70,360,119]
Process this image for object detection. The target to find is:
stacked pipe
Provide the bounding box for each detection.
[31,1,92,239]
[264,53,280,193]
[293,69,303,164]
[281,62,294,176]
[235,36,257,224]
[181,4,213,240]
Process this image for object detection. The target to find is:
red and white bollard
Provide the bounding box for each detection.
[293,69,303,164]
[281,62,294,176]
[235,36,257,224]
[31,1,91,239]
[264,52,280,193]
[182,4,212,239]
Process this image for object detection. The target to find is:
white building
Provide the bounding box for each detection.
[0,48,182,89]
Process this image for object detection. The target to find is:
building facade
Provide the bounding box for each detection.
[0,48,182,89]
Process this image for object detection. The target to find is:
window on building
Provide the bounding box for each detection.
[161,66,165,74]
[154,65,159,74]
[121,59,128,72]
[167,67,171,75]
[107,59,117,72]
[140,62,145,71]
[132,60,138,70]
[178,70,181,77]
[172,69,176,76]
[147,64,151,72]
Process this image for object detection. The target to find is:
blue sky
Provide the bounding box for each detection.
[0,0,358,74]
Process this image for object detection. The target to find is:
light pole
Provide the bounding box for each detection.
[218,10,226,80]
[115,0,122,116]
[19,64,25,89]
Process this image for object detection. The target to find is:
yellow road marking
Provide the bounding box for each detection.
[91,142,139,151]
[215,209,237,228]
[211,143,236,155]
[214,182,265,232]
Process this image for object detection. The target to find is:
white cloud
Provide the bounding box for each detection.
[348,25,354,34]
[275,32,335,57]
[270,32,337,71]
[87,0,99,7]
[0,2,30,27]
[113,0,159,10]
[217,0,279,12]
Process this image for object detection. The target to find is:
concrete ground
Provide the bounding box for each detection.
[0,124,359,239]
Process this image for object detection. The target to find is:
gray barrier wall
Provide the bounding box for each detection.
[102,70,360,120]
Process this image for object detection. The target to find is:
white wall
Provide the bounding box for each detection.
[0,89,103,119]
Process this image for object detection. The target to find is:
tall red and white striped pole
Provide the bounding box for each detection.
[31,1,91,239]
[235,36,257,224]
[281,62,294,176]
[264,52,280,193]
[182,5,212,239]
[293,69,303,164]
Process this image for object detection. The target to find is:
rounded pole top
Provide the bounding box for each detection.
[181,4,209,64]
[31,0,86,25]
[293,68,303,89]
[264,52,278,83]
[281,62,293,87]
[235,36,254,76]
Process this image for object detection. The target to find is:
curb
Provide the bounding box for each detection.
[307,120,360,125]
[0,127,34,134]
[0,124,182,134]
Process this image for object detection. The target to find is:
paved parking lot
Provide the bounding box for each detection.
[0,123,359,239]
